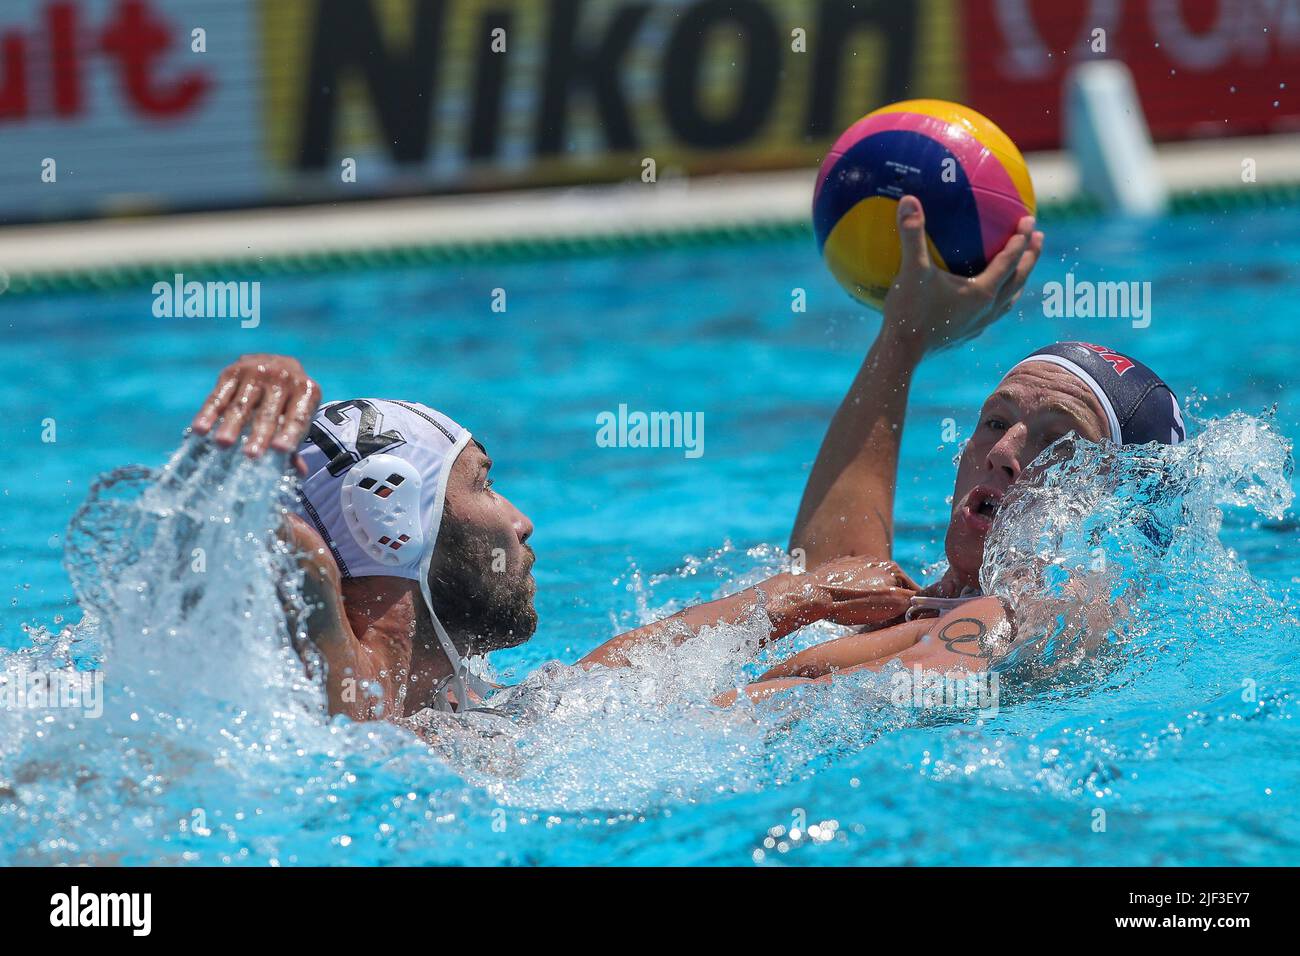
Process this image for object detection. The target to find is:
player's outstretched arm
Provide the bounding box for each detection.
[714,596,1013,706]
[580,556,917,670]
[790,197,1041,566]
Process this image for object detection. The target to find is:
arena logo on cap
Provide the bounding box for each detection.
[1041,272,1151,328]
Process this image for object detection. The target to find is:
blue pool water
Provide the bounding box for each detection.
[1,201,1298,865]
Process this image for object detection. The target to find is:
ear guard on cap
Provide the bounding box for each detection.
[339,453,425,569]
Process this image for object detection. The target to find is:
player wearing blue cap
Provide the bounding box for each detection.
[726,197,1185,701]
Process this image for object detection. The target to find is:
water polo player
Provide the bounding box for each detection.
[725,198,1186,698]
[189,358,926,719]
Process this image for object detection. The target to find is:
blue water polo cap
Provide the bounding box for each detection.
[1008,341,1185,446]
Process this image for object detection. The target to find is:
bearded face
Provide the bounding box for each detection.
[425,442,537,652]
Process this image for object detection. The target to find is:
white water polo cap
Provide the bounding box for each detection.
[294,398,492,710]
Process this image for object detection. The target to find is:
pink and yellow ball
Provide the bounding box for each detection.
[813,99,1036,310]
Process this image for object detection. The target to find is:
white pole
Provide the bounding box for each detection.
[1064,61,1168,216]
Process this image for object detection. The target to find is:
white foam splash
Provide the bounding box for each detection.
[1,413,1293,860]
[982,411,1294,676]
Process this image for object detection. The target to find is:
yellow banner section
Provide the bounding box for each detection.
[263,0,960,192]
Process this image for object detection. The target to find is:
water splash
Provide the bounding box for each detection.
[1,414,1295,863]
[1,438,472,864]
[982,410,1295,681]
[62,440,321,720]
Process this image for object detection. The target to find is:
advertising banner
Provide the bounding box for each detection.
[963,0,1300,150]
[0,0,1294,222]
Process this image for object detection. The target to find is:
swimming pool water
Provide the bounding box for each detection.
[1,201,1298,865]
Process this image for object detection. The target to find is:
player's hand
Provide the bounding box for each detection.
[191,354,320,473]
[882,195,1043,354]
[764,555,920,631]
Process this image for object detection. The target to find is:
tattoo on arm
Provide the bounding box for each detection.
[935,617,986,657]
[868,504,891,547]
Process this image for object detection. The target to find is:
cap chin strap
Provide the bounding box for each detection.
[416,431,495,712]
[417,562,496,712]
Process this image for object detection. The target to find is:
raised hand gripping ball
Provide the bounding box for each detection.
[813,99,1036,310]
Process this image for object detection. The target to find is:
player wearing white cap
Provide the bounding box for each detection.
[191,355,921,719]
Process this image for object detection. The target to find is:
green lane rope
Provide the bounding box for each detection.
[1,181,1296,298]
